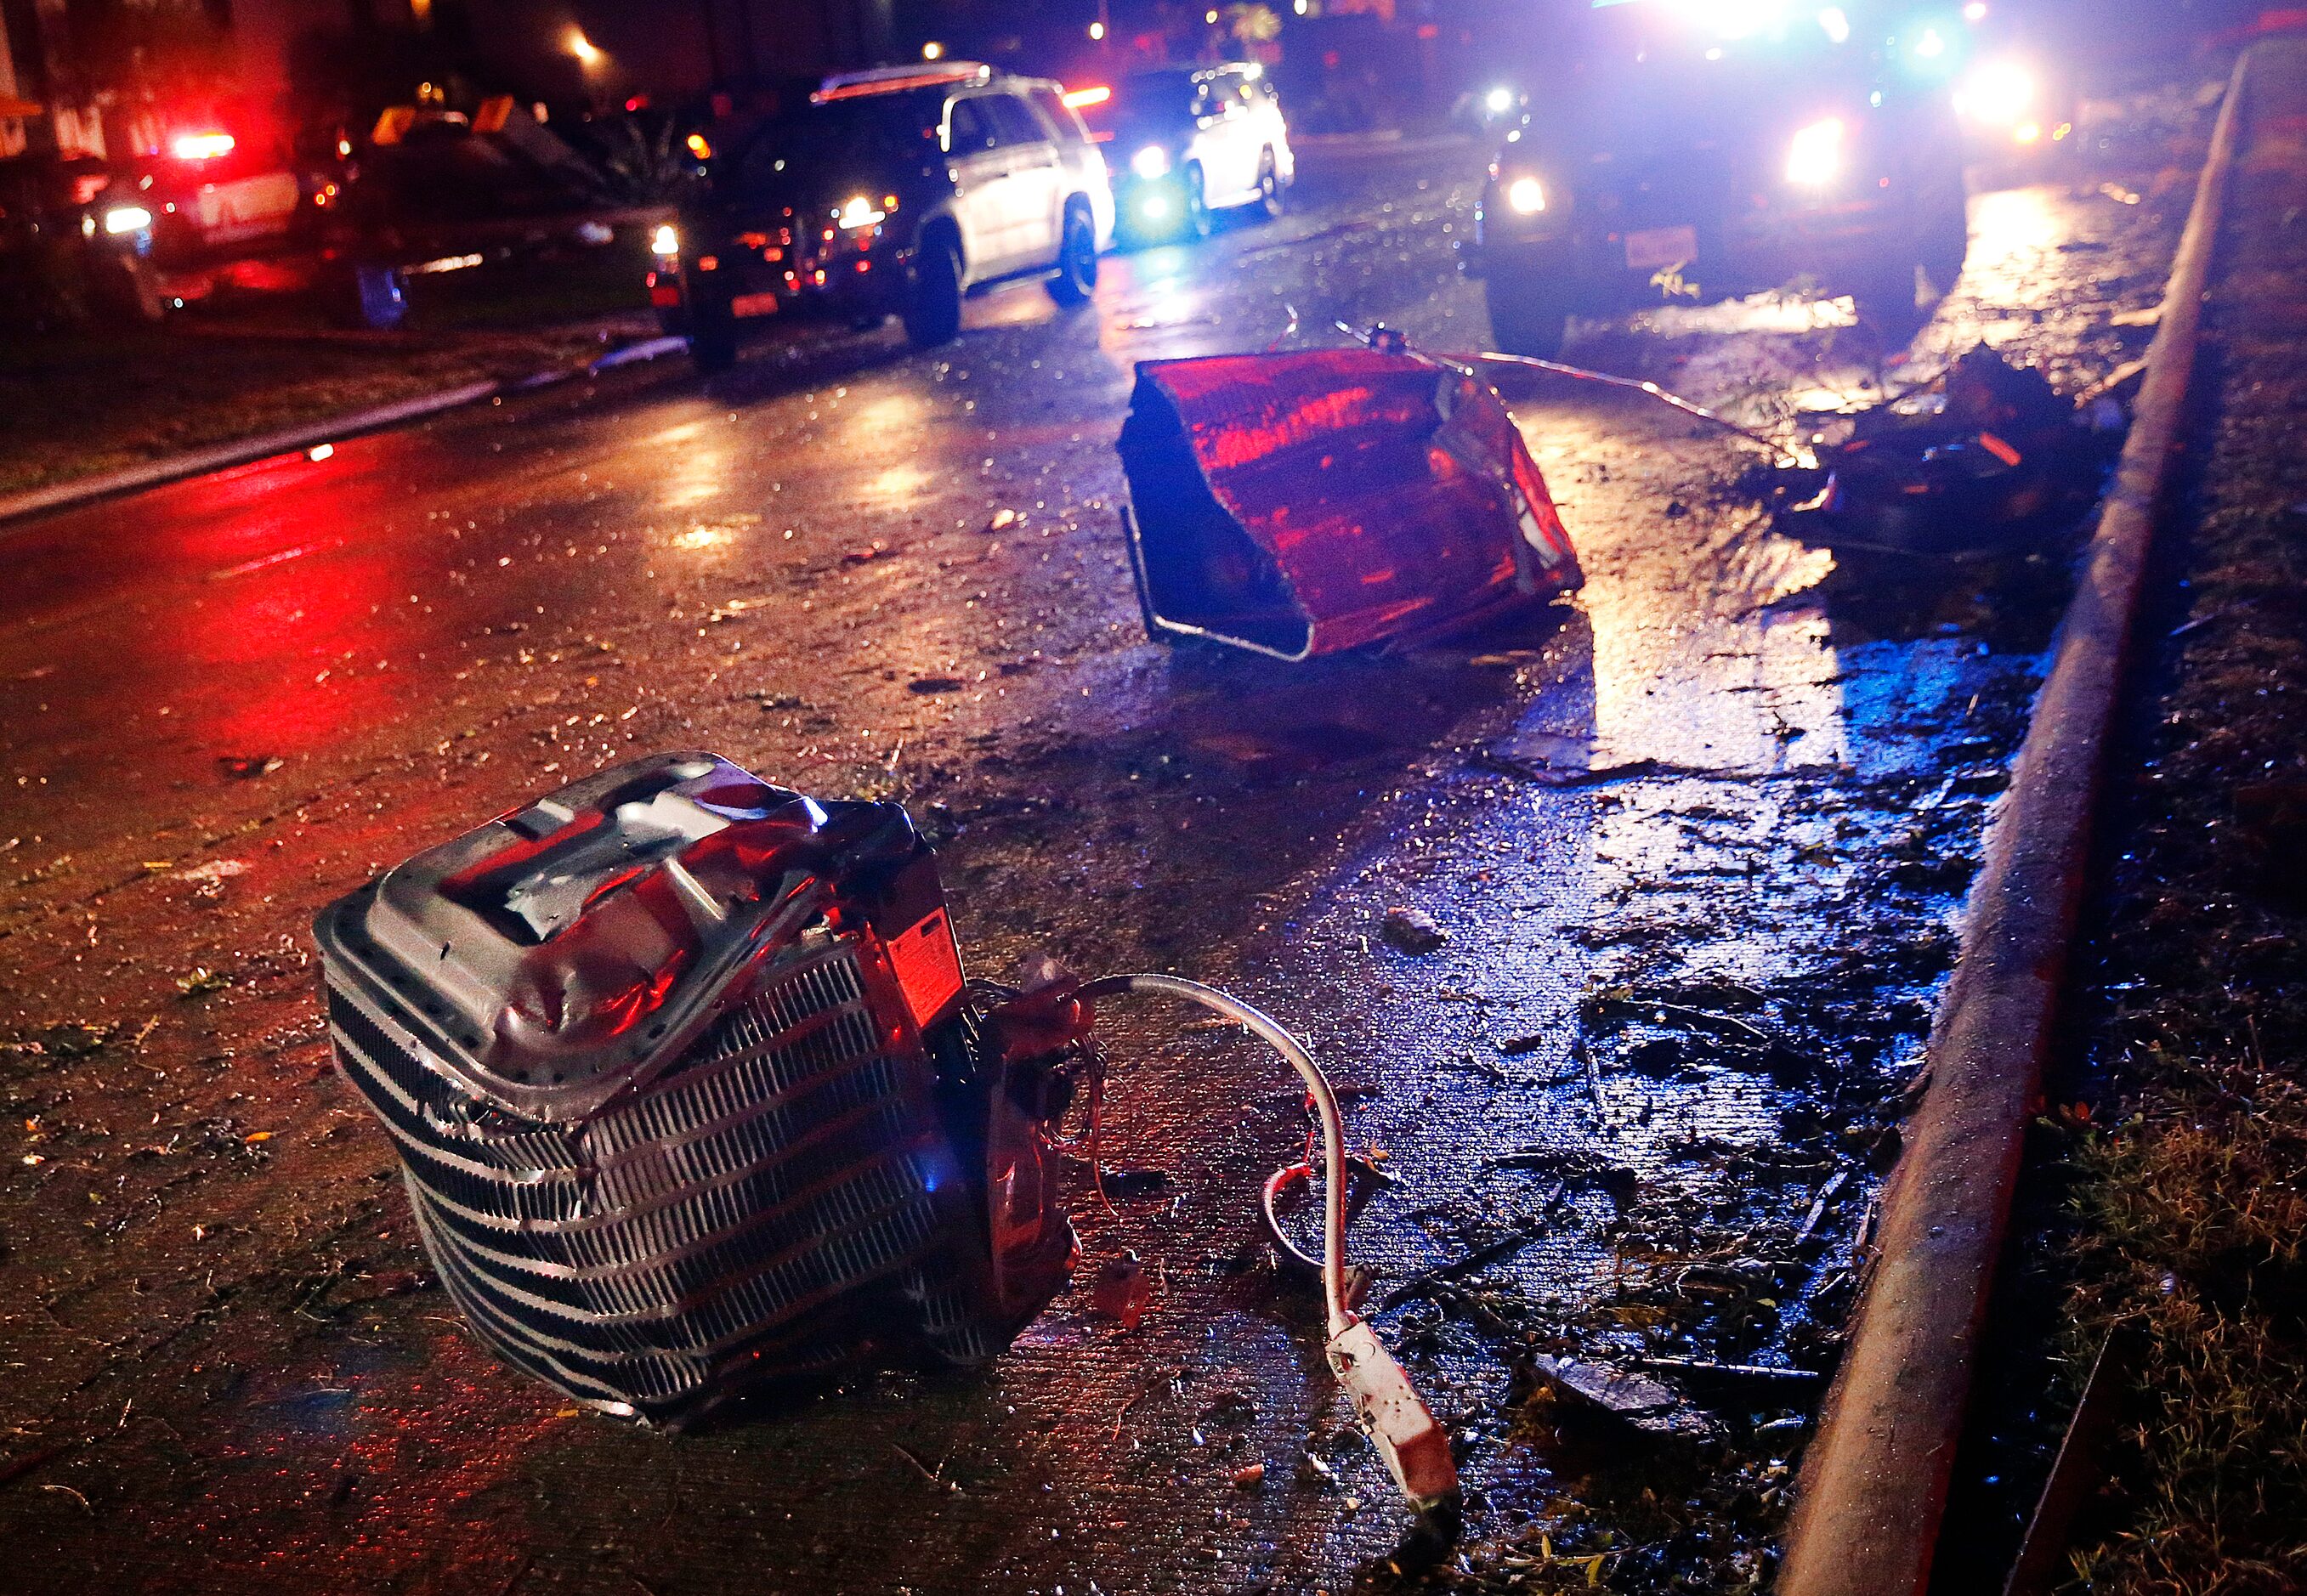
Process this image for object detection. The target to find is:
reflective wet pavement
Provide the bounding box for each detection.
[0,122,2195,1593]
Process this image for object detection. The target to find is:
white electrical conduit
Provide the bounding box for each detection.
[1075,973,1351,1331]
[1077,972,1460,1514]
[1472,349,1803,461]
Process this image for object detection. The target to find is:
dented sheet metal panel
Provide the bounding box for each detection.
[1117,348,1582,659]
[313,753,1074,1429]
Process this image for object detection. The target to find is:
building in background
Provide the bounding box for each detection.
[0,0,239,161]
[0,0,899,162]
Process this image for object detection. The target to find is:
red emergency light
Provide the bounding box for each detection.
[171,130,235,161]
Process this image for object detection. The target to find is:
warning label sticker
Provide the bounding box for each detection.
[887,909,964,1028]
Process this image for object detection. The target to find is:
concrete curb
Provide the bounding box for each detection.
[1777,46,2258,1596]
[0,334,689,534]
[0,380,500,531]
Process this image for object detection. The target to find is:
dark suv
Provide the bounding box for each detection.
[1465,3,1970,357]
[651,65,1115,368]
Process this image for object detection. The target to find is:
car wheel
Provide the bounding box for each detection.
[1484,270,1568,360]
[1256,150,1284,219]
[688,301,737,372]
[1184,167,1212,240]
[904,234,964,347]
[1046,203,1097,306]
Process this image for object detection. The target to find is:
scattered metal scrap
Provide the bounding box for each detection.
[1776,345,2117,557]
[1527,1355,1721,1442]
[316,752,1458,1517]
[1117,343,1582,659]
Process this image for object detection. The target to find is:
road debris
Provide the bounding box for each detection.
[314,755,1455,1515]
[316,755,1081,1428]
[1092,1252,1154,1330]
[1116,346,1581,659]
[1777,346,2112,557]
[1380,908,1448,953]
[1631,1357,1825,1395]
[1526,1355,1720,1442]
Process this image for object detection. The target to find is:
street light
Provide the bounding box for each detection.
[1089,20,1105,39]
[567,29,604,67]
[922,40,944,59]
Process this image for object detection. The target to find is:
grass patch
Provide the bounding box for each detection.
[2060,1077,2307,1590]
[2036,41,2307,1593]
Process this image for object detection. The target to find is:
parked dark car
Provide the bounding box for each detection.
[1465,2,1971,357]
[650,64,1115,369]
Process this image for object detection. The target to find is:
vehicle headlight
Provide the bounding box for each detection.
[1955,60,2036,128]
[1131,144,1171,180]
[835,195,887,230]
[1784,117,1845,187]
[651,223,680,258]
[103,205,154,235]
[1505,176,1547,215]
[1484,87,1515,116]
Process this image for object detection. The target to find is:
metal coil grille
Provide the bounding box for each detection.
[326,938,972,1424]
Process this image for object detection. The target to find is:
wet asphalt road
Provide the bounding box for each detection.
[0,122,2193,1593]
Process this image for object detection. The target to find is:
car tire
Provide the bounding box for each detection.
[1484,270,1568,360]
[904,234,964,347]
[1046,203,1097,306]
[688,302,737,373]
[1184,167,1213,240]
[1256,150,1284,219]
